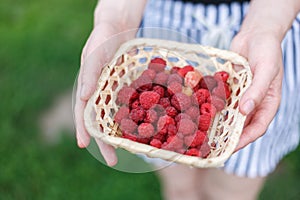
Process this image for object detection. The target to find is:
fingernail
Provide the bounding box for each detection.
[242,99,255,115]
[80,85,87,99]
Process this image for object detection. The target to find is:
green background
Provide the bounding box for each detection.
[0,0,299,199]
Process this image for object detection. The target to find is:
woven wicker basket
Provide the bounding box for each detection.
[84,38,252,168]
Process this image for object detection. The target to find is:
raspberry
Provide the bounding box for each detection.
[210,95,226,111]
[184,130,206,148]
[167,124,177,136]
[139,91,160,109]
[120,118,137,133]
[148,58,166,72]
[117,86,139,105]
[185,106,200,121]
[170,66,181,74]
[198,114,211,131]
[153,85,165,98]
[200,103,217,117]
[200,75,218,91]
[184,71,202,89]
[138,123,155,138]
[171,93,192,111]
[177,65,194,77]
[153,104,166,116]
[129,107,145,123]
[136,137,151,144]
[175,113,191,123]
[177,118,196,136]
[153,132,166,141]
[154,72,169,86]
[185,148,200,156]
[122,131,137,141]
[166,106,178,118]
[114,106,129,124]
[166,135,184,150]
[159,97,171,108]
[144,109,158,123]
[212,81,231,100]
[214,71,229,82]
[150,139,162,148]
[167,81,182,95]
[167,73,183,85]
[132,75,152,91]
[199,142,210,158]
[157,115,175,132]
[131,100,140,109]
[141,69,156,80]
[193,89,210,105]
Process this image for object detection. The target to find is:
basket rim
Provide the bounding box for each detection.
[84,38,252,168]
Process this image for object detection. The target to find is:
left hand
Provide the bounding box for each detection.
[230,29,283,151]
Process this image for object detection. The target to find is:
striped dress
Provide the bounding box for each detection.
[137,0,300,178]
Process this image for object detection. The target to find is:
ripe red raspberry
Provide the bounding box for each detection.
[129,107,145,123]
[120,118,137,133]
[185,148,200,156]
[131,75,152,91]
[138,123,155,138]
[175,113,191,123]
[150,139,162,148]
[199,142,211,158]
[198,114,211,131]
[148,58,167,72]
[177,65,194,77]
[159,97,171,108]
[193,89,210,105]
[141,69,156,80]
[212,81,231,100]
[114,106,129,124]
[144,109,158,123]
[200,103,217,117]
[122,131,137,141]
[210,95,226,111]
[185,106,200,121]
[167,124,177,136]
[130,100,140,109]
[166,106,178,118]
[154,72,169,86]
[177,118,196,136]
[184,130,207,148]
[153,85,165,98]
[167,73,183,85]
[139,91,160,109]
[184,71,202,89]
[214,71,229,82]
[167,81,182,95]
[170,66,181,74]
[117,86,139,105]
[171,92,192,111]
[166,135,184,150]
[157,115,175,132]
[153,132,166,142]
[200,75,217,91]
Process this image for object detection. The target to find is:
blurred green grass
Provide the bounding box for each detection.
[0,0,299,199]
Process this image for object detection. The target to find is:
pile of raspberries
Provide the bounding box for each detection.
[114,57,231,158]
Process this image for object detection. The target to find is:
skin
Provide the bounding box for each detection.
[75,0,300,166]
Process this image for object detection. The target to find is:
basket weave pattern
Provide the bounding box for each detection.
[84,38,252,168]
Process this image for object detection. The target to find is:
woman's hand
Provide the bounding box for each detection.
[231,30,283,151]
[74,0,147,166]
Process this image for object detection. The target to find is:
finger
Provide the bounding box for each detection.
[95,138,118,166]
[75,90,91,148]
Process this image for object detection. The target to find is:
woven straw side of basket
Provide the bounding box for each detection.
[84,38,252,168]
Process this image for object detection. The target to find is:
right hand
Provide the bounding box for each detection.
[75,22,133,166]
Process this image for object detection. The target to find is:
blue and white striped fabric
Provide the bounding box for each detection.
[138,0,300,178]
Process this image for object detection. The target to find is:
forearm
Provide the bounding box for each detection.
[241,0,300,40]
[94,0,147,30]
